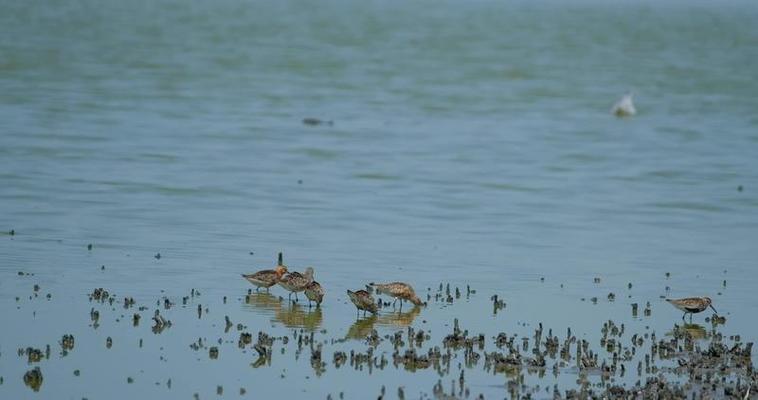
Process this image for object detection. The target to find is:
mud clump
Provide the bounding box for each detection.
[23,367,43,392]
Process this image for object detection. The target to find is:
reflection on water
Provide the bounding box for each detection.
[275,303,323,330]
[243,292,281,312]
[345,306,422,340]
[377,306,422,328]
[346,315,378,340]
[244,292,420,335]
[243,292,323,330]
[668,323,708,340]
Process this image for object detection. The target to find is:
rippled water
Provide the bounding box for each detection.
[2,0,758,398]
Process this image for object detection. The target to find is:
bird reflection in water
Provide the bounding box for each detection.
[243,292,281,312]
[668,323,708,340]
[275,302,323,331]
[345,306,422,340]
[346,315,378,340]
[243,292,323,331]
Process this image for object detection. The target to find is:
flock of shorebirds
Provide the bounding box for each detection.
[243,253,719,320]
[242,253,423,316]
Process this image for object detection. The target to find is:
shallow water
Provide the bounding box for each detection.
[2,0,758,398]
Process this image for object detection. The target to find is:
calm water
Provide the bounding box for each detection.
[2,0,758,398]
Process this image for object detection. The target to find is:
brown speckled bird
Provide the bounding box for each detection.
[666,297,717,320]
[347,289,378,316]
[278,267,314,301]
[369,282,424,309]
[241,252,288,292]
[304,281,324,308]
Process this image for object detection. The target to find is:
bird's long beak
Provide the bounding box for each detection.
[709,305,718,314]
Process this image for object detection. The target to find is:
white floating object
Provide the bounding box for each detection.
[611,92,636,117]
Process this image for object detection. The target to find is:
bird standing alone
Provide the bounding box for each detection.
[666,297,717,321]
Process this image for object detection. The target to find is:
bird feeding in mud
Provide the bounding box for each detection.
[304,281,324,308]
[347,289,378,316]
[278,267,315,301]
[666,297,717,321]
[241,252,288,292]
[369,282,424,310]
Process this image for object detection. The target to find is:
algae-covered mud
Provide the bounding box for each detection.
[2,0,758,398]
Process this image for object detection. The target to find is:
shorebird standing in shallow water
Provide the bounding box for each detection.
[369,282,424,310]
[241,252,288,292]
[347,289,378,317]
[278,267,314,302]
[304,281,324,308]
[666,297,717,321]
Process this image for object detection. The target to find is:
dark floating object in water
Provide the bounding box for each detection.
[154,253,161,259]
[87,243,92,251]
[9,229,14,236]
[491,295,506,314]
[302,117,334,126]
[737,185,743,192]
